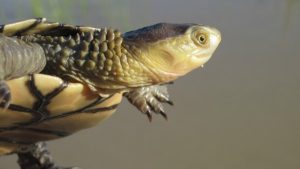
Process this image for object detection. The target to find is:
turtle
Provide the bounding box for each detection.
[0,18,221,169]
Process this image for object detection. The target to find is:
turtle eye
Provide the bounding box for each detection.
[192,31,209,47]
[197,33,207,45]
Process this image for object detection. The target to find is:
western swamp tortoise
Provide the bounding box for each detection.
[0,18,221,169]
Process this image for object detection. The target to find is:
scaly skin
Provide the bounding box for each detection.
[0,35,45,80]
[18,23,221,94]
[19,29,153,93]
[16,23,221,120]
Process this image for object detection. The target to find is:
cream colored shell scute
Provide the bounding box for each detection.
[0,74,122,155]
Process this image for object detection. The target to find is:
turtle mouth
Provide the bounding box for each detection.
[192,55,211,66]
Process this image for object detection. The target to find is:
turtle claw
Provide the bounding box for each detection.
[166,100,174,106]
[153,88,173,105]
[159,110,168,121]
[125,85,173,121]
[0,81,11,109]
[145,111,152,122]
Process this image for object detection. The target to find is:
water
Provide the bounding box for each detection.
[0,0,300,169]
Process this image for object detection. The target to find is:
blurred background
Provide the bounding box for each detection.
[0,0,300,169]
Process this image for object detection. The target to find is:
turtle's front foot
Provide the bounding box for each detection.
[0,80,11,109]
[124,85,173,121]
[18,142,81,169]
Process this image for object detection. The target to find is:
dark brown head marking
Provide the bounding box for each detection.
[123,23,196,43]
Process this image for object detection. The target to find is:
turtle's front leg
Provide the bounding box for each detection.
[124,85,173,121]
[17,142,80,169]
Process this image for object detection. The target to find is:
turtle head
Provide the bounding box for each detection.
[123,23,221,83]
[80,23,221,92]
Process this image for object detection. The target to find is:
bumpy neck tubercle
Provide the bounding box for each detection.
[20,29,158,91]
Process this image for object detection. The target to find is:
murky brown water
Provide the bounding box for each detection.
[0,0,300,169]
